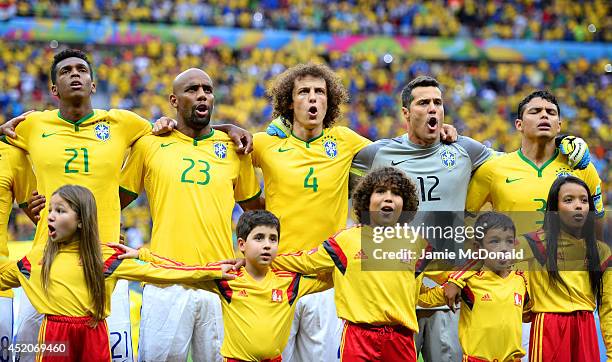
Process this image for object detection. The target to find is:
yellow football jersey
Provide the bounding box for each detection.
[120,130,260,264]
[137,248,332,361]
[0,244,223,317]
[7,109,151,246]
[466,150,603,233]
[272,225,439,332]
[0,143,36,298]
[419,268,529,361]
[252,128,371,253]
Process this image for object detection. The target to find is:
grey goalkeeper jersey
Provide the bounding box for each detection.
[350,135,492,211]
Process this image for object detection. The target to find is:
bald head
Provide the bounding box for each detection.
[172,68,212,93]
[170,68,215,133]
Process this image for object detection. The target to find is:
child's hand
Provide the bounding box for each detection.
[107,243,140,259]
[220,264,238,280]
[216,258,246,271]
[443,282,461,312]
[24,190,46,223]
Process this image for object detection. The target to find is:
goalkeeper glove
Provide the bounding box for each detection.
[556,135,590,170]
[266,116,292,139]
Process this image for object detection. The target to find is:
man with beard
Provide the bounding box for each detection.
[119,68,262,362]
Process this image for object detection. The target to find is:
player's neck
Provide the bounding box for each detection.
[520,139,556,167]
[292,122,323,141]
[245,262,269,281]
[176,123,212,140]
[406,132,436,147]
[59,102,93,122]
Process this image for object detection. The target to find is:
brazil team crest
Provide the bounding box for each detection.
[322,135,338,159]
[555,167,573,178]
[440,147,457,169]
[94,122,110,141]
[214,142,227,159]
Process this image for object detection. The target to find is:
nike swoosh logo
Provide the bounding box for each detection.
[278,147,294,152]
[42,132,59,138]
[160,142,177,148]
[505,177,523,183]
[391,160,409,166]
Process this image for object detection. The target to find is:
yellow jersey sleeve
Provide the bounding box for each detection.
[0,260,22,290]
[235,153,261,202]
[271,239,341,275]
[119,137,151,196]
[417,284,446,308]
[598,246,611,359]
[103,245,223,284]
[6,112,40,150]
[10,147,36,206]
[580,163,604,217]
[251,132,267,168]
[466,158,494,212]
[296,273,334,298]
[107,109,152,146]
[339,126,372,156]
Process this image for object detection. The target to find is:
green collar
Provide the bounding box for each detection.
[517,149,559,177]
[193,128,214,146]
[291,130,324,148]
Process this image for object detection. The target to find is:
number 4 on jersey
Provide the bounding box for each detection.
[304,167,318,192]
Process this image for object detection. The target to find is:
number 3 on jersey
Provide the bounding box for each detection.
[304,167,318,192]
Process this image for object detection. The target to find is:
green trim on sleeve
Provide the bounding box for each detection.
[18,201,28,208]
[237,189,262,204]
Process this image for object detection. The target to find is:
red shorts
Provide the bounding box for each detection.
[529,311,599,362]
[224,357,281,362]
[37,315,110,362]
[339,322,416,362]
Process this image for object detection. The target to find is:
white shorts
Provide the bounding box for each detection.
[282,288,342,362]
[138,284,223,362]
[0,297,12,362]
[13,280,132,362]
[521,322,530,362]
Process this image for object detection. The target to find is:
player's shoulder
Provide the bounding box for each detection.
[356,137,396,154]
[330,224,364,240]
[271,269,298,279]
[105,109,149,123]
[253,131,280,147]
[327,126,359,138]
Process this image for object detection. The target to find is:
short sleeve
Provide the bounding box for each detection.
[235,153,262,203]
[108,109,152,147]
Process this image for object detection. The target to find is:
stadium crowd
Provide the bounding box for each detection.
[2,40,610,241]
[2,0,609,41]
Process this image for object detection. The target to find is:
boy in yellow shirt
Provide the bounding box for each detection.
[419,212,530,362]
[129,210,332,362]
